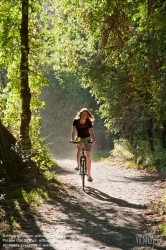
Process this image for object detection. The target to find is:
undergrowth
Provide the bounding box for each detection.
[112,139,166,172]
[91,149,112,162]
[0,157,61,238]
[159,191,166,236]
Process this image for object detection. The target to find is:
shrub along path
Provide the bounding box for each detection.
[1,156,166,250]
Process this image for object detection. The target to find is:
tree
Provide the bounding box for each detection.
[48,0,166,169]
[0,0,53,171]
[20,0,31,150]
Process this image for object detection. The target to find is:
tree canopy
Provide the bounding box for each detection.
[45,0,166,170]
[0,0,166,171]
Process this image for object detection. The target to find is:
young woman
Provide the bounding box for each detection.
[71,108,96,182]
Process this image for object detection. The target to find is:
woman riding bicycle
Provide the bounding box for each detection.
[71,108,96,182]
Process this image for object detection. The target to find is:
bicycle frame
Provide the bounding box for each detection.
[70,139,92,190]
[79,145,87,190]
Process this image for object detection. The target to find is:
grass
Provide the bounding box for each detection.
[0,160,61,236]
[112,140,134,160]
[159,192,166,236]
[149,199,166,237]
[159,224,166,236]
[91,149,112,162]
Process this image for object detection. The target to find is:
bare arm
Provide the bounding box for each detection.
[71,126,76,141]
[89,127,96,143]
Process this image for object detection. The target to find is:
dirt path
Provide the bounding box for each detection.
[2,156,166,250]
[51,156,166,250]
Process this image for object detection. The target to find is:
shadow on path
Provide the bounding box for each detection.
[53,183,165,250]
[0,169,58,250]
[85,187,147,209]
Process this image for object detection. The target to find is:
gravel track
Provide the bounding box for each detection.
[2,156,166,250]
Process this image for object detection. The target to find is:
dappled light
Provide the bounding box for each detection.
[0,0,166,248]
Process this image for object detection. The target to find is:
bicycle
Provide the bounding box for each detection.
[70,139,92,191]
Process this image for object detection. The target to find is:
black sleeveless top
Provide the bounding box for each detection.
[73,119,92,138]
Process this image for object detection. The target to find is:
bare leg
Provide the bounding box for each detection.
[86,151,91,179]
[77,145,82,168]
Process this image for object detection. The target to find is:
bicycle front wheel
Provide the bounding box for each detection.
[80,156,86,191]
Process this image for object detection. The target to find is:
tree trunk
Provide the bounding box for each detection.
[148,0,156,15]
[148,0,157,72]
[147,0,157,151]
[20,0,31,150]
[0,121,17,174]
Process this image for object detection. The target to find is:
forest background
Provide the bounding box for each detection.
[1,0,166,172]
[0,0,166,239]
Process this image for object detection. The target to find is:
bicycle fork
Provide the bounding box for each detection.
[80,155,86,190]
[80,155,87,174]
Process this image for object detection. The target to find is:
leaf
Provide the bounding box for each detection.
[45,211,51,215]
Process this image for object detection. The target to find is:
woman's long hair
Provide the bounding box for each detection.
[75,108,95,123]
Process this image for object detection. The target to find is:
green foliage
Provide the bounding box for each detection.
[91,149,112,162]
[113,139,134,161]
[4,187,47,211]
[159,223,166,236]
[46,0,166,170]
[148,140,166,172]
[0,0,55,172]
[41,70,113,153]
[31,140,54,171]
[113,137,166,172]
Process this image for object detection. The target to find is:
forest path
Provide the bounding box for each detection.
[47,155,166,250]
[2,156,166,250]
